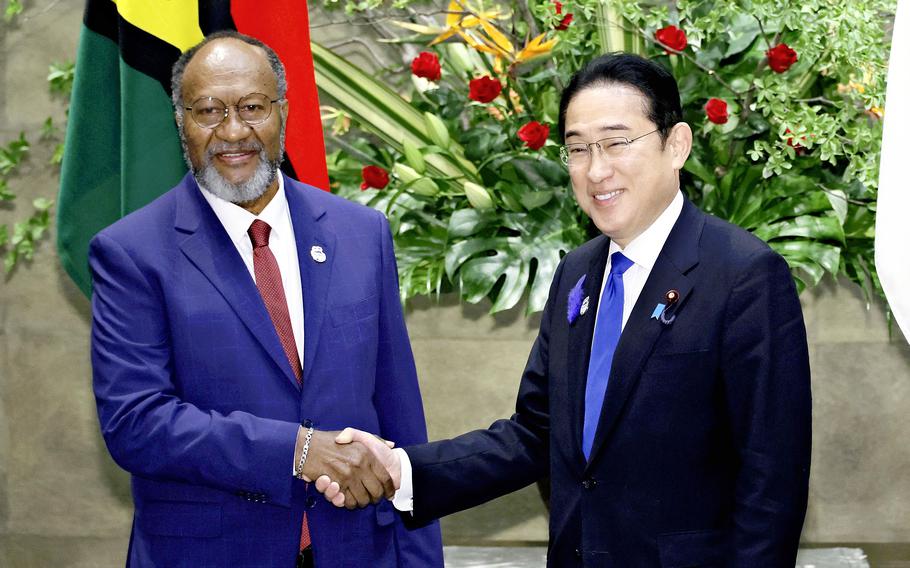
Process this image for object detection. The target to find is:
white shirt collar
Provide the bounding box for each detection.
[198,174,288,248]
[609,189,684,270]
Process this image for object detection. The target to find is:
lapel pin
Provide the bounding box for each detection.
[310,245,326,263]
[580,296,590,316]
[650,303,666,319]
[566,274,587,324]
[658,289,680,325]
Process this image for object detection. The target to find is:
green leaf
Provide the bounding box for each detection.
[0,132,30,176]
[0,179,14,201]
[47,60,76,98]
[0,224,7,247]
[771,240,841,276]
[32,197,53,211]
[402,139,426,174]
[41,117,58,140]
[723,15,761,58]
[520,191,554,210]
[448,209,494,238]
[460,252,529,311]
[825,189,848,225]
[753,214,845,244]
[4,0,23,22]
[4,249,16,274]
[50,142,65,165]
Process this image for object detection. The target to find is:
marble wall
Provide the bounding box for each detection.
[0,2,908,566]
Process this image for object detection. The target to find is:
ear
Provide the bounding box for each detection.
[667,122,692,170]
[279,99,289,122]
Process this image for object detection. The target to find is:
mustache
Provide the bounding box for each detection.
[205,141,264,158]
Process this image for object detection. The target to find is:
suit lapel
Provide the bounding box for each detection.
[283,175,336,385]
[174,174,301,389]
[584,200,705,470]
[566,235,611,465]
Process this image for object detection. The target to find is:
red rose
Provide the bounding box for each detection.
[655,25,687,52]
[704,98,728,124]
[556,13,574,30]
[785,128,809,155]
[517,121,550,150]
[554,0,562,14]
[360,165,389,190]
[411,51,441,82]
[469,76,503,103]
[766,43,798,73]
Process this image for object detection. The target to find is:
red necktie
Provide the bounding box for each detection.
[247,219,310,551]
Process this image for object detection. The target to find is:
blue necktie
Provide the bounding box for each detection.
[583,251,633,460]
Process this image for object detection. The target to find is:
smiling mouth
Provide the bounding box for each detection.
[593,189,623,202]
[215,151,257,165]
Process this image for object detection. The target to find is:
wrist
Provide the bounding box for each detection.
[294,420,314,480]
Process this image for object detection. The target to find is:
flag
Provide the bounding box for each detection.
[57,0,328,296]
[876,0,910,340]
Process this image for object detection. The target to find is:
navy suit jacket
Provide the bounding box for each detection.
[406,198,811,567]
[90,173,443,567]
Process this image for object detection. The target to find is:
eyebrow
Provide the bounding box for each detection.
[564,123,631,139]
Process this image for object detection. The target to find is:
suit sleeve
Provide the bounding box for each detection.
[89,232,300,507]
[721,248,812,565]
[403,258,565,524]
[370,213,444,566]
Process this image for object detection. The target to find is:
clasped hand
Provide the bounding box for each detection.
[303,428,401,509]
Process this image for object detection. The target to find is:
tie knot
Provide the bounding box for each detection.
[248,219,271,248]
[609,252,633,276]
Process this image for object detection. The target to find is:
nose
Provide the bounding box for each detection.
[586,146,615,183]
[215,106,252,142]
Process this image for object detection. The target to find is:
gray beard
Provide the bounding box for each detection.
[179,122,286,205]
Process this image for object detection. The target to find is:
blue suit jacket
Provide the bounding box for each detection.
[90,173,443,567]
[406,198,811,567]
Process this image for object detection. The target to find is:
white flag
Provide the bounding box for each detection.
[875,0,910,341]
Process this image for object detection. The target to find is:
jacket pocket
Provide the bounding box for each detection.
[138,501,222,538]
[657,528,728,567]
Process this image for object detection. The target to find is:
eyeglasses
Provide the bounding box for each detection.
[559,129,660,167]
[184,93,283,129]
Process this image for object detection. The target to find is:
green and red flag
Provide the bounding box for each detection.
[58,0,328,296]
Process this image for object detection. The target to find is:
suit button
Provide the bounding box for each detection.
[582,479,596,489]
[575,548,582,558]
[306,495,317,508]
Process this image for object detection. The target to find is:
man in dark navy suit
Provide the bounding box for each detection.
[332,53,812,567]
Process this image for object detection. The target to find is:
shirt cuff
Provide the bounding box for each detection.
[392,447,414,512]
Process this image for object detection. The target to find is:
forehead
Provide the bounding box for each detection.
[182,38,277,102]
[564,84,652,138]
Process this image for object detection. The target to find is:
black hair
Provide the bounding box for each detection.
[170,30,287,113]
[557,53,682,143]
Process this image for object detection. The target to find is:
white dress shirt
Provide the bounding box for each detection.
[198,175,306,365]
[392,190,685,512]
[595,189,684,334]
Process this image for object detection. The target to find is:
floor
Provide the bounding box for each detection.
[443,545,910,567]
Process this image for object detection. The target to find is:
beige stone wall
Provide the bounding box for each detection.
[1,2,908,566]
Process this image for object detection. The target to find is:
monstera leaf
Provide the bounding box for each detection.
[445,193,586,314]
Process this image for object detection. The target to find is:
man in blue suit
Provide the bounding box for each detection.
[335,53,812,566]
[89,31,443,567]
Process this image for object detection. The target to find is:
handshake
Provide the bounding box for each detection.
[298,427,403,509]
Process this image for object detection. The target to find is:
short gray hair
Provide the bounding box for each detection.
[171,30,288,113]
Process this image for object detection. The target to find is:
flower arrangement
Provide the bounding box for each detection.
[317,0,894,313]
